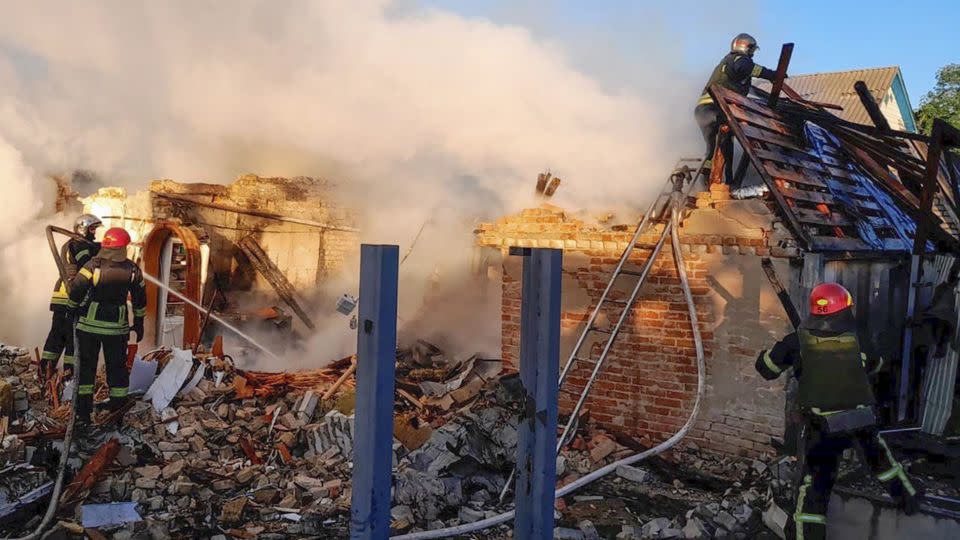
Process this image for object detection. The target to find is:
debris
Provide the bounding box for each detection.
[61,439,121,505]
[762,501,789,540]
[81,501,142,528]
[615,464,649,484]
[144,349,194,412]
[588,435,618,463]
[220,496,248,524]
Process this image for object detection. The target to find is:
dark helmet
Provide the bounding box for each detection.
[731,33,759,57]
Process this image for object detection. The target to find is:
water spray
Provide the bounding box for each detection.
[139,271,282,362]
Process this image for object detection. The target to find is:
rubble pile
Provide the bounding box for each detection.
[0,339,527,538]
[552,442,788,540]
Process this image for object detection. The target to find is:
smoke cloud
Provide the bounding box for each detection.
[0,1,745,361]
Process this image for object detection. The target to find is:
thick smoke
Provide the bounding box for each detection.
[0,1,733,362]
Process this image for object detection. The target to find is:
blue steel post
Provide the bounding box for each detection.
[351,245,399,540]
[512,247,563,540]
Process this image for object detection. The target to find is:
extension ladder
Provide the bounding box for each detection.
[500,157,706,503]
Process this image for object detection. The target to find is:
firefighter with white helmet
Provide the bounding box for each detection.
[40,214,102,378]
[695,33,777,184]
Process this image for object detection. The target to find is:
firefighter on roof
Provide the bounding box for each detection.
[66,227,146,429]
[41,214,102,378]
[695,33,777,184]
[757,283,919,539]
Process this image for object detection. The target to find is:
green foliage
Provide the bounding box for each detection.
[915,64,960,135]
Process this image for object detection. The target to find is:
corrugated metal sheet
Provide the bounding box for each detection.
[756,67,900,125]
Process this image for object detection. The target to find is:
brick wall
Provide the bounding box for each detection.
[479,189,798,458]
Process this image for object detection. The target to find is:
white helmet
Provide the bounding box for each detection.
[74,214,103,237]
[731,33,759,57]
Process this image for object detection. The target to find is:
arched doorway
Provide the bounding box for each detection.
[141,222,203,350]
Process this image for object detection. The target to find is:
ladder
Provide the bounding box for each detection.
[500,157,706,503]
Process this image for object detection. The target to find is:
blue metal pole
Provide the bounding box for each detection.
[351,244,399,540]
[512,247,563,540]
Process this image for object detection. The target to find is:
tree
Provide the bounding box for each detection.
[915,64,960,135]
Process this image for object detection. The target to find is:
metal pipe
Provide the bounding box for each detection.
[140,271,282,362]
[395,200,708,540]
[9,227,87,540]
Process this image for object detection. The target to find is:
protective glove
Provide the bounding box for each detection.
[132,317,144,343]
[62,364,74,381]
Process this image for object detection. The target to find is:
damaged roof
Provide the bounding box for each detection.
[710,83,960,254]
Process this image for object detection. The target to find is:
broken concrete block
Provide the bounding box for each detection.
[458,506,485,524]
[135,477,157,490]
[641,517,671,538]
[615,464,649,484]
[219,496,248,524]
[135,465,162,480]
[236,467,258,485]
[682,517,709,539]
[554,528,585,540]
[161,460,185,480]
[578,520,600,540]
[762,502,789,540]
[715,510,738,531]
[296,391,319,423]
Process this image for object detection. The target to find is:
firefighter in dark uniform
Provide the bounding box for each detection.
[41,214,102,378]
[66,227,146,428]
[695,33,777,184]
[757,283,919,539]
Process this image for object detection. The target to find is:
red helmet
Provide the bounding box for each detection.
[809,283,853,316]
[101,227,131,249]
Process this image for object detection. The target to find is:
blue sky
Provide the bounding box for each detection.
[422,0,959,108]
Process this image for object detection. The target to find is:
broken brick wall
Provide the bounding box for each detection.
[478,191,799,458]
[83,175,360,298]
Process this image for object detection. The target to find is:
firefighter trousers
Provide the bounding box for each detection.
[76,330,129,422]
[793,425,916,540]
[41,311,74,374]
[694,103,734,184]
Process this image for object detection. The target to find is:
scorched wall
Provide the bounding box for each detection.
[477,188,800,458]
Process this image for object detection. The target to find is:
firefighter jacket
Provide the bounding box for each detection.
[756,312,881,413]
[697,52,776,106]
[67,255,147,336]
[49,239,100,312]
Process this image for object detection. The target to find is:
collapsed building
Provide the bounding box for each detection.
[81,174,360,352]
[0,63,959,540]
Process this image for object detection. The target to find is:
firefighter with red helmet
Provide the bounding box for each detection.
[66,227,146,429]
[757,283,919,539]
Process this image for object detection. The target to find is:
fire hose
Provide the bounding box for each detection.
[392,204,706,540]
[5,226,89,540]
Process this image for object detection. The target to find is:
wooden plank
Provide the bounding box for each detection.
[710,84,812,248]
[764,163,827,189]
[793,207,852,227]
[728,102,793,135]
[779,186,834,206]
[755,147,825,171]
[722,89,780,119]
[768,43,795,108]
[742,124,807,153]
[810,236,873,252]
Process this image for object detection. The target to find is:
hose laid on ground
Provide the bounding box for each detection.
[6,227,89,540]
[392,205,707,540]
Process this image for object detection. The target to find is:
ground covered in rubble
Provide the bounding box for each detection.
[4,339,943,539]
